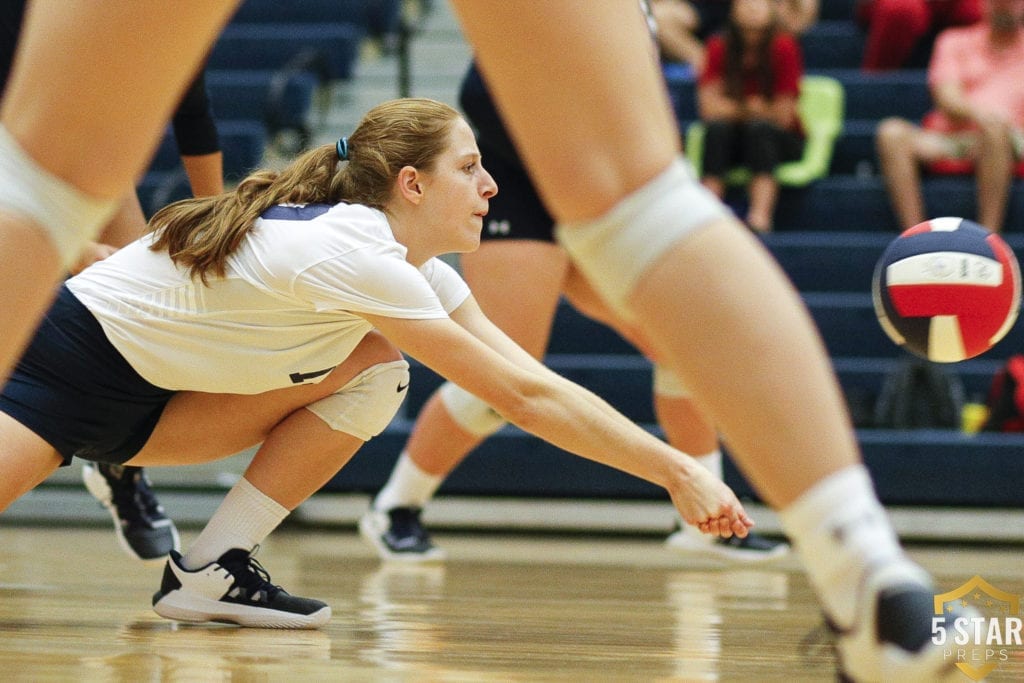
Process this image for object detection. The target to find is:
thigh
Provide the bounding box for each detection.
[460,240,571,359]
[2,1,237,199]
[0,411,63,512]
[450,1,680,222]
[128,331,401,466]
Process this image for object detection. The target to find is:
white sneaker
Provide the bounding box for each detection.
[359,507,446,562]
[665,524,790,564]
[152,548,331,629]
[831,560,975,682]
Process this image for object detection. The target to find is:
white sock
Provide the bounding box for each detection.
[675,450,723,536]
[182,477,289,570]
[777,464,906,627]
[372,451,443,512]
[693,449,723,481]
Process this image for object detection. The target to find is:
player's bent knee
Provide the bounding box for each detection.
[438,381,506,437]
[555,157,732,319]
[305,359,410,441]
[0,125,119,268]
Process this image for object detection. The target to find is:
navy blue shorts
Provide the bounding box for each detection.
[460,62,555,244]
[0,285,175,466]
[478,140,555,244]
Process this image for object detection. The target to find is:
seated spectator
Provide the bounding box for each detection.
[857,0,982,72]
[875,0,1024,233]
[651,0,815,72]
[696,0,805,233]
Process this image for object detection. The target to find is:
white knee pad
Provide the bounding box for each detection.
[0,124,119,268]
[305,359,410,441]
[555,156,732,319]
[437,381,507,437]
[652,362,691,399]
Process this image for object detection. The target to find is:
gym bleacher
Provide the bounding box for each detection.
[69,0,1018,534]
[336,0,1024,512]
[135,0,401,216]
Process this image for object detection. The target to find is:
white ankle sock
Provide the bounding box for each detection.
[778,464,905,627]
[693,449,724,481]
[674,450,724,535]
[182,477,289,570]
[372,451,443,511]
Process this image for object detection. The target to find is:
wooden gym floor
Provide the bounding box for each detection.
[0,525,1022,681]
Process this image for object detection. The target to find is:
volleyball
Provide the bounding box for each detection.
[872,217,1021,363]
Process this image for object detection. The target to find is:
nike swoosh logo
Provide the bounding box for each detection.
[396,382,409,392]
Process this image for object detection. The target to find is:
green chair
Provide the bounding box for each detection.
[685,74,845,186]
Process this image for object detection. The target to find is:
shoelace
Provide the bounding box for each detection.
[221,547,283,602]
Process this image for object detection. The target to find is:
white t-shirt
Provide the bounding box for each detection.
[68,203,470,394]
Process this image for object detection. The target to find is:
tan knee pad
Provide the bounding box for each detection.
[0,124,118,267]
[555,157,731,319]
[305,360,410,440]
[438,381,507,437]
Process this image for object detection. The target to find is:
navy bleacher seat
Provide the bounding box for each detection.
[668,69,932,129]
[762,231,886,291]
[768,176,1024,231]
[208,23,364,81]
[800,21,863,70]
[136,171,193,218]
[815,69,931,120]
[231,0,400,38]
[819,0,859,21]
[205,70,318,134]
[831,119,878,174]
[331,419,1024,506]
[148,120,267,182]
[319,7,1024,511]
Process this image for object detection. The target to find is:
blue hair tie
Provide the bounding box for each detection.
[336,137,349,161]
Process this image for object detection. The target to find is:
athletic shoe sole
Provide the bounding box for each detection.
[153,590,331,629]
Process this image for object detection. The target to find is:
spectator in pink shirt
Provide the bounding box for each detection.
[857,0,982,72]
[875,0,1024,232]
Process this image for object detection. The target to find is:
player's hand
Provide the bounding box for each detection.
[667,460,754,538]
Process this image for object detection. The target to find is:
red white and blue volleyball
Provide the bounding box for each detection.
[872,217,1021,363]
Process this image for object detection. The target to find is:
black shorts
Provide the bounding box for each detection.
[478,140,555,244]
[460,62,555,244]
[0,285,174,466]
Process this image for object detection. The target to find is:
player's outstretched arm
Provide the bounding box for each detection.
[361,304,753,538]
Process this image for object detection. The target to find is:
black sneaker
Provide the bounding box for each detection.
[665,522,790,563]
[152,547,331,629]
[82,462,180,562]
[359,506,446,562]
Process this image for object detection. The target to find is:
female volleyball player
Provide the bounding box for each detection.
[0,98,752,629]
[451,2,972,680]
[360,61,788,565]
[0,0,966,676]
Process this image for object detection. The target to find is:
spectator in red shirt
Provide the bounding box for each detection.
[875,0,1024,232]
[697,0,805,232]
[857,0,982,72]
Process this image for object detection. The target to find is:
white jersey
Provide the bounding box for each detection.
[68,203,470,394]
